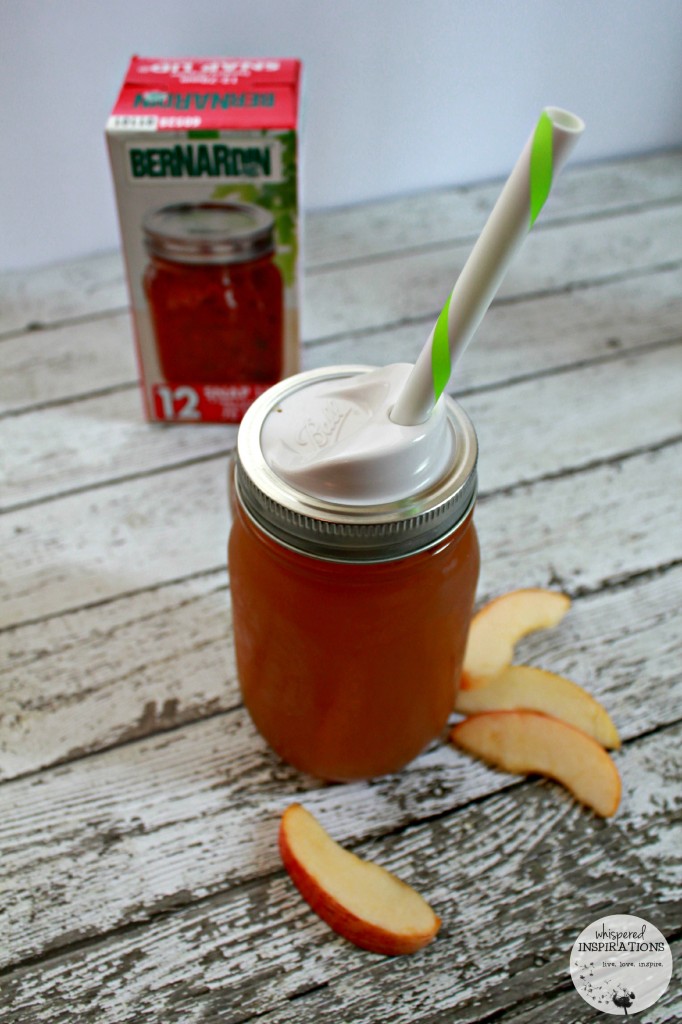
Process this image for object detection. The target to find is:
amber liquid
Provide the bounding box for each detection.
[144,254,283,383]
[229,496,480,780]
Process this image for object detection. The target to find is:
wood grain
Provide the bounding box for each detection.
[0,312,137,416]
[3,260,681,429]
[3,295,681,509]
[2,152,680,337]
[0,572,233,780]
[2,559,680,968]
[2,426,680,631]
[0,252,126,338]
[498,957,681,1024]
[305,150,682,267]
[303,205,682,342]
[1,552,681,785]
[308,264,682,388]
[1,724,678,1022]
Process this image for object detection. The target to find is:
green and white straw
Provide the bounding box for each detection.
[391,107,584,426]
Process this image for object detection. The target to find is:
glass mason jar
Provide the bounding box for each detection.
[143,202,283,384]
[228,367,480,781]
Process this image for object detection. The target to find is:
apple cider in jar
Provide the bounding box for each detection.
[228,365,479,780]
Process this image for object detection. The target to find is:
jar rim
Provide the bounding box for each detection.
[235,366,478,562]
[143,201,275,264]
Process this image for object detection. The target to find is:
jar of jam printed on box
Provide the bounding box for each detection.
[107,57,302,423]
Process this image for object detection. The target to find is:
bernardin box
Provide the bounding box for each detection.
[106,57,302,422]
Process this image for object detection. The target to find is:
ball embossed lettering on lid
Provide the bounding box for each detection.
[260,364,455,505]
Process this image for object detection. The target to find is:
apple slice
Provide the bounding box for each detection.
[461,588,571,689]
[450,711,621,817]
[455,665,620,749]
[279,803,440,955]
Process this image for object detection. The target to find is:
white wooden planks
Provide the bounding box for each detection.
[3,283,681,508]
[1,564,681,966]
[1,151,681,1024]
[0,252,126,337]
[2,393,680,630]
[305,150,682,266]
[3,257,682,425]
[303,205,682,342]
[1,724,678,1023]
[0,573,232,780]
[2,151,680,336]
[1,556,679,786]
[0,312,137,414]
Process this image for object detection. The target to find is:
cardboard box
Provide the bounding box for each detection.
[107,57,302,422]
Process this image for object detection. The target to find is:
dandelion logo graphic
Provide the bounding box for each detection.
[610,985,636,1014]
[570,915,672,1015]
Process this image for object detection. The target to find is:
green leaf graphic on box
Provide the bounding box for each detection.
[212,131,298,286]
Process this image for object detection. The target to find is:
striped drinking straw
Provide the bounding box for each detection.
[390,108,584,426]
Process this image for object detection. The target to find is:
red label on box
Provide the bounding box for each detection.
[152,382,270,422]
[111,56,300,131]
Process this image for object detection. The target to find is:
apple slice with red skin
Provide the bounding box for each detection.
[461,588,571,689]
[450,711,621,817]
[455,665,620,750]
[279,803,441,955]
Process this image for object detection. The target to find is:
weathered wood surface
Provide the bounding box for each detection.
[2,565,681,969]
[500,960,681,1024]
[1,725,679,1023]
[1,506,681,784]
[2,433,680,632]
[1,152,681,1022]
[2,151,681,337]
[4,265,682,423]
[4,306,681,511]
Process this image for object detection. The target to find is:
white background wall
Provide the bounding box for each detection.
[1,0,682,273]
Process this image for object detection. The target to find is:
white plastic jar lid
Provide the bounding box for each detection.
[234,365,478,562]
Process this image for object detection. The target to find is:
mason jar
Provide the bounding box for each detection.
[228,366,480,780]
[143,201,283,385]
